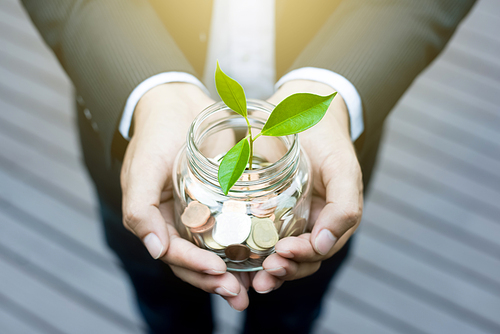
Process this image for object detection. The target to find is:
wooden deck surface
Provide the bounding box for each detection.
[0,0,499,333]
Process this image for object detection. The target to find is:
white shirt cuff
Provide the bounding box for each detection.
[119,72,210,140]
[275,67,364,142]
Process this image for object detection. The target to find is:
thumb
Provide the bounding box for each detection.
[123,204,170,259]
[310,153,363,256]
[121,143,172,260]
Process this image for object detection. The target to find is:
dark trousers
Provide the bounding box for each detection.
[77,104,353,334]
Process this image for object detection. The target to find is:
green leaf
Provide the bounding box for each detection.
[261,92,337,137]
[215,61,247,117]
[218,137,250,195]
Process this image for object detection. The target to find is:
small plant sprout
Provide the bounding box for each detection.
[215,61,336,195]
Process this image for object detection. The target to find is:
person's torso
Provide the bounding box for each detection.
[148,0,341,80]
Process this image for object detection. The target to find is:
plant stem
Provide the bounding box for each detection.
[245,117,253,170]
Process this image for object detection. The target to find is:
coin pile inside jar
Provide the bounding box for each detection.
[179,189,306,269]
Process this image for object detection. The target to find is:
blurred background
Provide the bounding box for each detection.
[0,0,499,333]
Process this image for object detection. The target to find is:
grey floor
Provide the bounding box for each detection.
[1,0,499,333]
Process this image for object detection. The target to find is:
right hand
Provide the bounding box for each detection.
[120,83,250,311]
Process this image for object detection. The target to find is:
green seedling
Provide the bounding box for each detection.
[215,61,336,195]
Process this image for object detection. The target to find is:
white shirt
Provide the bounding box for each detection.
[119,0,363,142]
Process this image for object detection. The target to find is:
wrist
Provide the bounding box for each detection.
[133,83,212,133]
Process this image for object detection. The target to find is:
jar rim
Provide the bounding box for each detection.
[186,99,299,195]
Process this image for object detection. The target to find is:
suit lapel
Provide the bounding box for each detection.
[149,0,213,76]
[275,0,342,78]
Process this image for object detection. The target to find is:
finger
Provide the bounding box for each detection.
[222,273,250,311]
[262,253,321,281]
[170,266,241,297]
[238,272,251,291]
[122,203,170,259]
[274,234,320,262]
[252,270,283,294]
[162,235,227,274]
[159,201,227,274]
[311,151,363,256]
[121,144,172,259]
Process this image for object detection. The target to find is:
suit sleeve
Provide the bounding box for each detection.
[21,0,196,164]
[288,0,476,151]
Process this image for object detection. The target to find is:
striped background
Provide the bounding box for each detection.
[0,0,499,333]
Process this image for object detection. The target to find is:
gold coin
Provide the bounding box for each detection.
[281,217,307,238]
[190,216,215,234]
[253,218,279,249]
[294,218,307,235]
[202,230,225,250]
[275,207,294,236]
[246,233,267,252]
[192,234,203,248]
[181,201,210,228]
[246,218,270,251]
[225,244,250,262]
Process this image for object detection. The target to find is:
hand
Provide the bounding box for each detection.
[120,83,249,310]
[252,80,363,293]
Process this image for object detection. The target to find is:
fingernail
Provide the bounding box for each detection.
[276,249,294,258]
[265,267,286,277]
[255,287,273,294]
[215,286,238,297]
[203,269,226,275]
[315,229,337,255]
[229,303,243,312]
[143,233,164,259]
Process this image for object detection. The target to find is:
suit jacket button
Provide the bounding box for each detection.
[83,108,92,120]
[91,121,99,132]
[77,95,85,106]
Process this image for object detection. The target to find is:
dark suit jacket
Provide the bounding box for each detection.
[21,0,476,194]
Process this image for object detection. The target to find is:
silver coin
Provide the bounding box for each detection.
[213,212,252,247]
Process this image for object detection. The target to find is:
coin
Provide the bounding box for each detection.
[192,233,203,248]
[225,244,250,262]
[273,207,289,233]
[246,232,267,252]
[213,212,252,246]
[249,252,261,260]
[251,194,277,218]
[222,200,247,214]
[202,230,225,250]
[281,217,307,238]
[293,218,307,235]
[252,208,275,218]
[253,218,279,248]
[181,201,210,228]
[246,218,270,251]
[276,207,294,235]
[190,216,215,234]
[185,182,197,200]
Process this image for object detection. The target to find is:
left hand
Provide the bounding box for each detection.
[251,80,363,293]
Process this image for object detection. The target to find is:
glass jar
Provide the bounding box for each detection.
[172,100,313,271]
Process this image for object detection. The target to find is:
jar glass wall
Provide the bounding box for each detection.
[173,100,313,271]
